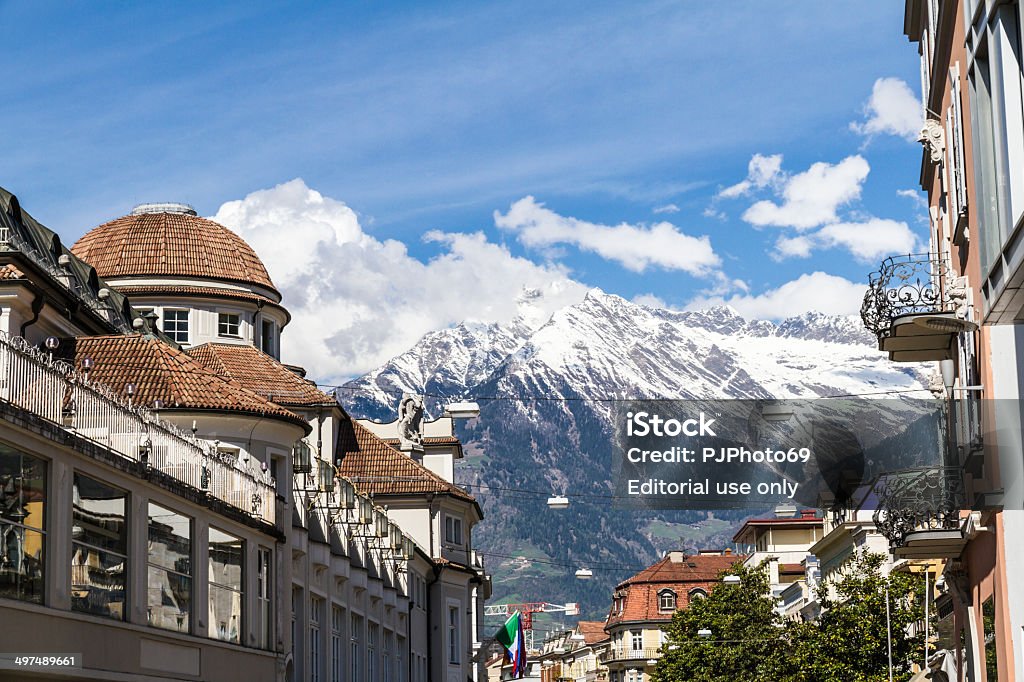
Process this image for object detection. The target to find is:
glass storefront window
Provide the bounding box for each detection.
[72,473,127,620]
[0,446,46,604]
[209,526,243,643]
[147,502,192,633]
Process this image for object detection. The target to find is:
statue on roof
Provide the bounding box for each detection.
[397,393,425,452]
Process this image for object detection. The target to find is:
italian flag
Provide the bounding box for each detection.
[495,611,527,678]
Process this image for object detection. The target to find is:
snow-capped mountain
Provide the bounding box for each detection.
[342,288,930,616]
[347,288,921,413]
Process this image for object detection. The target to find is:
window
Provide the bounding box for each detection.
[257,547,273,649]
[261,319,277,359]
[310,596,323,682]
[163,309,189,344]
[72,474,127,620]
[383,630,393,682]
[331,605,345,682]
[395,635,405,682]
[147,502,191,632]
[689,588,708,601]
[209,527,243,643]
[630,630,643,651]
[444,515,463,545]
[657,589,677,613]
[368,623,378,681]
[350,614,362,680]
[0,447,46,604]
[218,312,241,338]
[968,1,1024,276]
[448,605,461,664]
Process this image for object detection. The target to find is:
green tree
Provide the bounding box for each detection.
[653,562,796,682]
[789,551,925,682]
[653,551,925,682]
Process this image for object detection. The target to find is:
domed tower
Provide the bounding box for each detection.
[71,203,288,357]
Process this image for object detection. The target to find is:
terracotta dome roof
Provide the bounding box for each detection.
[71,204,278,295]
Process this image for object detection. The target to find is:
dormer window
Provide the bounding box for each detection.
[689,588,708,601]
[218,313,241,338]
[658,589,677,612]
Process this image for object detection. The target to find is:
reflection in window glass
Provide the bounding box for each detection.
[257,547,273,649]
[984,596,1000,681]
[209,526,243,643]
[148,502,192,632]
[72,474,127,620]
[0,447,46,604]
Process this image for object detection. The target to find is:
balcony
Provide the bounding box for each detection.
[871,467,966,559]
[0,332,276,525]
[599,647,661,665]
[860,254,976,362]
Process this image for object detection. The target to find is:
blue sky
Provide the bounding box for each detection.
[2,1,927,379]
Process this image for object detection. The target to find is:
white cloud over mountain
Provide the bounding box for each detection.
[494,196,721,276]
[850,77,921,141]
[687,271,865,319]
[212,179,587,380]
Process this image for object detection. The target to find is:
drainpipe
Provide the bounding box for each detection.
[407,581,414,682]
[253,300,265,350]
[19,289,44,338]
[426,493,439,682]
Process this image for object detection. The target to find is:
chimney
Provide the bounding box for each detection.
[800,508,818,519]
[774,503,798,518]
[667,551,685,563]
[723,548,732,556]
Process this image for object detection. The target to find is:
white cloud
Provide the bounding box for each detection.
[773,218,919,262]
[633,293,671,309]
[742,155,870,229]
[494,196,721,276]
[213,179,588,380]
[687,272,865,319]
[653,203,680,214]
[850,77,921,141]
[717,153,784,199]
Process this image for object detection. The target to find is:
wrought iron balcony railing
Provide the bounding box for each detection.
[0,332,276,525]
[599,647,662,664]
[871,466,966,559]
[861,254,954,335]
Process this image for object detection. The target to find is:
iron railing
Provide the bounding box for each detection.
[871,466,965,548]
[599,647,662,664]
[861,254,952,336]
[0,332,276,525]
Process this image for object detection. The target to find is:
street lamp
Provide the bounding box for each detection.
[722,575,741,585]
[575,568,593,580]
[697,629,712,639]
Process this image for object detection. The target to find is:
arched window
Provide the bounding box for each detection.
[658,589,677,612]
[689,588,709,601]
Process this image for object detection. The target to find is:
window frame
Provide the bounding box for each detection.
[218,312,242,338]
[162,308,190,345]
[71,472,129,621]
[657,588,677,613]
[444,514,463,546]
[208,526,244,644]
[0,447,47,605]
[146,501,193,633]
[448,602,461,665]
